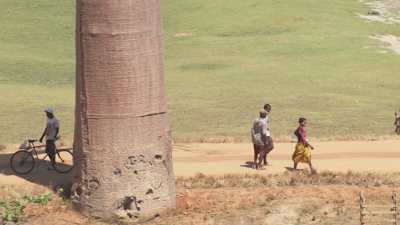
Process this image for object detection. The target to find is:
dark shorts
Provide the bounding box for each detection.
[253,137,274,154]
[45,140,56,156]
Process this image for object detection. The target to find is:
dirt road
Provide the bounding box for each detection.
[1,140,400,225]
[172,140,400,176]
[0,140,399,187]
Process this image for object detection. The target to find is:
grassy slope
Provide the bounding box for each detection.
[0,0,399,143]
[0,0,75,143]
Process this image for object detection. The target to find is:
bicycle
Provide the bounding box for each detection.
[10,139,74,174]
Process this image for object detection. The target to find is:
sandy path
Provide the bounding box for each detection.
[0,140,399,188]
[172,140,400,176]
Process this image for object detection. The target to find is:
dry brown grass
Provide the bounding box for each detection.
[176,171,400,189]
[0,185,49,203]
[4,171,400,225]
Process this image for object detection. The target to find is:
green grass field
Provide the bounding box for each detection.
[0,0,399,144]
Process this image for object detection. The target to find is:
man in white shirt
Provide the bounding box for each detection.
[39,107,59,166]
[261,104,274,165]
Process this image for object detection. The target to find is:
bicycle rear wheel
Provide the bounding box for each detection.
[52,150,73,173]
[10,150,35,174]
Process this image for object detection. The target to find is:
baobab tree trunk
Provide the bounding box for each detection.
[72,0,175,222]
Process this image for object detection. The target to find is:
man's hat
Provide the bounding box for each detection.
[44,107,54,114]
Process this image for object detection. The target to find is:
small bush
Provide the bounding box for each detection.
[22,193,51,205]
[0,193,52,222]
[0,199,25,222]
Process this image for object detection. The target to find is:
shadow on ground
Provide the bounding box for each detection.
[0,148,74,194]
[240,161,256,169]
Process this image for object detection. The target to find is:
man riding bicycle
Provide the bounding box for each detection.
[39,107,59,168]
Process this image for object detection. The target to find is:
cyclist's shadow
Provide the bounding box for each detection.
[0,149,74,193]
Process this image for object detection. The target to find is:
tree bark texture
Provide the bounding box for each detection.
[72,0,175,221]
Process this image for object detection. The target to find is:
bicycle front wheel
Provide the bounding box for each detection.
[53,150,73,173]
[10,150,35,175]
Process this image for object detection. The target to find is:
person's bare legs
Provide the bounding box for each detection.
[257,149,266,170]
[308,161,316,174]
[264,149,271,165]
[253,145,259,169]
[263,138,273,165]
[293,161,298,170]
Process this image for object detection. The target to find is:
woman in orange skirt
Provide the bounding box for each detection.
[292,117,316,173]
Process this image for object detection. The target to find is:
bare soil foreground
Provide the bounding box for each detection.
[1,140,400,225]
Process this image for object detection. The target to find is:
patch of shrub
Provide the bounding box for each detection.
[0,193,52,223]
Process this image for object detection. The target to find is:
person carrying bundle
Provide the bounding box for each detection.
[251,109,269,169]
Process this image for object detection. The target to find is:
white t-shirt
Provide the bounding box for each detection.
[260,116,271,136]
[46,117,59,140]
